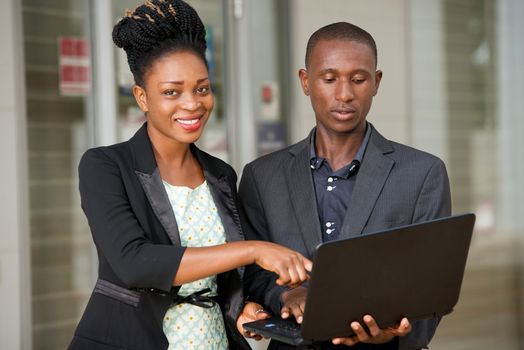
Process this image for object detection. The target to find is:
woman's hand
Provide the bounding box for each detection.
[236,302,270,340]
[251,241,312,288]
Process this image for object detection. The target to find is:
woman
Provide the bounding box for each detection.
[68,1,311,349]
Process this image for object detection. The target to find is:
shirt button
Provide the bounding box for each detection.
[326,222,332,227]
[327,186,334,191]
[326,229,333,234]
[328,177,334,183]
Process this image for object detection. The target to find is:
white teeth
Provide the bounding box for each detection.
[177,119,199,125]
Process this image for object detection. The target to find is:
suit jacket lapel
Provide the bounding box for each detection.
[286,139,322,257]
[130,123,182,246]
[340,126,395,238]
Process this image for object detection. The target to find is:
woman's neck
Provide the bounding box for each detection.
[148,129,204,188]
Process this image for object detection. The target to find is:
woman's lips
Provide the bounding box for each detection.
[175,115,203,131]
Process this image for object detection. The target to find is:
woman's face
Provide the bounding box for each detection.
[133,50,214,146]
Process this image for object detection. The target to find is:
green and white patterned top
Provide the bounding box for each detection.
[162,180,229,350]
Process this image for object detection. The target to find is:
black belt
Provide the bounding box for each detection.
[173,288,218,309]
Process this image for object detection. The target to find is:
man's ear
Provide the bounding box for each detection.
[298,69,310,96]
[133,85,149,112]
[373,70,383,96]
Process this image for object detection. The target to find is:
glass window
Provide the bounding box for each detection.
[410,0,524,348]
[22,0,95,348]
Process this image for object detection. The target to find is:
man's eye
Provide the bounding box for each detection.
[352,77,366,84]
[323,77,336,83]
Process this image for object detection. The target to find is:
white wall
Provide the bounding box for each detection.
[0,1,31,349]
[288,0,409,144]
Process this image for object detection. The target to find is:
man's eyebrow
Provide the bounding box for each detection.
[318,68,371,76]
[318,68,337,75]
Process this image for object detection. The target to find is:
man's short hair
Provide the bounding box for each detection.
[305,22,378,68]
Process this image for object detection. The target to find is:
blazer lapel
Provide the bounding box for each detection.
[192,146,244,244]
[286,139,322,257]
[205,174,244,243]
[135,168,181,246]
[340,126,395,238]
[130,123,182,246]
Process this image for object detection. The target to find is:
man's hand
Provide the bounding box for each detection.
[280,286,307,324]
[236,302,270,340]
[332,315,412,346]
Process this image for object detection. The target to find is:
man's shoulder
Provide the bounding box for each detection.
[370,126,443,165]
[389,140,441,162]
[245,138,308,171]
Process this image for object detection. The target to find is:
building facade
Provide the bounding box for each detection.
[1,0,523,349]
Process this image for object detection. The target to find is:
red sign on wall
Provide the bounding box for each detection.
[58,37,91,96]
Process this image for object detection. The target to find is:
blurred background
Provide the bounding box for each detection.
[1,0,523,349]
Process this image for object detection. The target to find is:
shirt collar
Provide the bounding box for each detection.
[309,122,372,171]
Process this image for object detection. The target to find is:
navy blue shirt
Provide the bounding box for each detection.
[310,124,371,242]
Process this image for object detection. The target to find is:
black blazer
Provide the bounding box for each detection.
[69,123,250,350]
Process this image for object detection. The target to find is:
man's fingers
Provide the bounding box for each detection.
[281,306,290,319]
[362,315,381,337]
[289,303,304,324]
[351,321,371,342]
[397,317,411,336]
[332,336,359,346]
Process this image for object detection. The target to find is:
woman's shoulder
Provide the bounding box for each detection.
[193,146,237,178]
[79,140,134,173]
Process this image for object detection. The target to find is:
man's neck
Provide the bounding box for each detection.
[315,127,366,171]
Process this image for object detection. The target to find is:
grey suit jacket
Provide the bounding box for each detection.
[239,124,451,350]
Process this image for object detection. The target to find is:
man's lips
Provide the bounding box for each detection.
[331,106,356,114]
[331,107,356,120]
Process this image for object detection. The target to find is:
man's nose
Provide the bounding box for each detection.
[335,80,354,102]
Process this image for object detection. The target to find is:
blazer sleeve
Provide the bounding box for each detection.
[238,163,288,315]
[79,148,185,292]
[400,158,452,350]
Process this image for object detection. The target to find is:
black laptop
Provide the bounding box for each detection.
[243,213,476,346]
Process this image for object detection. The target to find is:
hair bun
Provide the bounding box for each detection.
[112,0,207,86]
[112,0,206,55]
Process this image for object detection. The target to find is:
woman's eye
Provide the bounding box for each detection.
[163,89,178,96]
[197,86,210,94]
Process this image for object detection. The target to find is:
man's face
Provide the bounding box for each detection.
[299,39,382,137]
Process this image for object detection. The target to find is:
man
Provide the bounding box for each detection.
[239,22,451,350]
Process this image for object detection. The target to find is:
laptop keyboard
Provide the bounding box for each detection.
[262,318,302,337]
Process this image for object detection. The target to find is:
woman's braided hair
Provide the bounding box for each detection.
[112,0,207,86]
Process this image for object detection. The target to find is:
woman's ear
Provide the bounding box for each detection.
[133,85,149,112]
